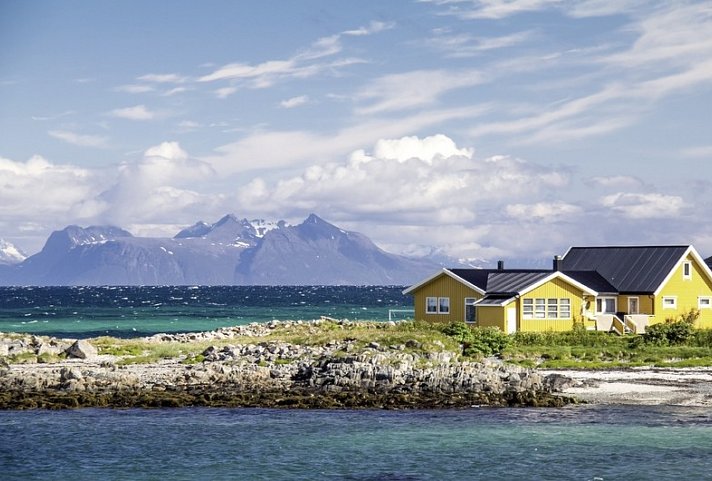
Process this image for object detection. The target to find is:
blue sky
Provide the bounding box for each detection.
[2,0,712,261]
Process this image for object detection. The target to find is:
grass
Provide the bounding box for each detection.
[87,320,460,365]
[7,320,712,369]
[504,327,712,369]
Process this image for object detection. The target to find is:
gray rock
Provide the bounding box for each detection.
[66,340,98,359]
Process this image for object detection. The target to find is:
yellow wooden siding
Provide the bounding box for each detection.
[655,254,712,328]
[476,306,506,330]
[411,273,483,323]
[617,295,654,316]
[517,277,585,332]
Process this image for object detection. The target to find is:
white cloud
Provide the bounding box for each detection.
[138,73,187,83]
[234,134,569,222]
[280,95,309,109]
[681,145,712,158]
[350,134,473,164]
[355,69,486,114]
[48,130,108,148]
[342,20,396,36]
[198,20,389,89]
[203,106,487,176]
[115,84,154,94]
[422,0,561,20]
[600,192,686,219]
[214,86,238,98]
[426,30,535,58]
[162,87,189,96]
[585,175,643,189]
[99,141,217,225]
[109,104,157,121]
[0,155,98,221]
[505,202,583,222]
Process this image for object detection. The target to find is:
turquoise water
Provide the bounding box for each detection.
[0,286,412,338]
[1,405,711,480]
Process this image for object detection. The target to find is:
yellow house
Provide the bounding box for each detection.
[404,245,712,333]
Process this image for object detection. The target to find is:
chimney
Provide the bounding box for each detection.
[553,255,562,271]
[497,260,504,271]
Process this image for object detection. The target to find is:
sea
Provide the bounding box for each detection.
[1,286,712,480]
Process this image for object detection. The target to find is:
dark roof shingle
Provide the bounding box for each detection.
[561,246,689,293]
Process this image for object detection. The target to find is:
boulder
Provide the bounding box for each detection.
[66,340,98,359]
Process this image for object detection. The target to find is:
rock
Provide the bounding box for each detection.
[66,340,98,359]
[60,367,83,382]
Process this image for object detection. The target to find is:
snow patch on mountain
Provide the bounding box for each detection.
[0,239,26,265]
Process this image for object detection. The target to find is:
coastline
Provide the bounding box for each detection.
[0,320,569,409]
[3,320,711,409]
[541,367,712,406]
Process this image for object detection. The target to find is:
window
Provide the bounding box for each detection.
[596,297,617,314]
[426,296,450,314]
[547,298,558,318]
[439,297,450,314]
[534,298,546,319]
[628,297,639,315]
[426,297,437,314]
[523,299,534,319]
[683,261,692,280]
[524,298,571,319]
[662,296,677,309]
[465,298,477,323]
[560,299,571,319]
[699,297,712,309]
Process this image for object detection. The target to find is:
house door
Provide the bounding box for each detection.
[506,307,517,334]
[628,297,639,315]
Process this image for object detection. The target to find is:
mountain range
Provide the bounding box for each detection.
[0,214,443,286]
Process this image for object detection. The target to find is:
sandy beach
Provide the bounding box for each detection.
[542,367,712,406]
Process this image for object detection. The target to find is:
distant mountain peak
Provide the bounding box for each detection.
[0,239,26,265]
[0,214,441,286]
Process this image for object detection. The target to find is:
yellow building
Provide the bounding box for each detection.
[404,245,712,333]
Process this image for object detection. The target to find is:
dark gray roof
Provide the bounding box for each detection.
[561,246,689,293]
[476,294,515,306]
[562,270,617,293]
[448,268,551,294]
[485,271,551,294]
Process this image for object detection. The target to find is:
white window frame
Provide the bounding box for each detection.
[438,297,450,314]
[522,299,533,319]
[464,298,477,323]
[698,297,712,309]
[628,297,639,315]
[559,299,571,319]
[426,297,438,314]
[523,298,571,319]
[596,296,617,314]
[662,296,677,309]
[683,261,692,280]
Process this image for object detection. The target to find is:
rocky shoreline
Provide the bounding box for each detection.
[0,320,571,409]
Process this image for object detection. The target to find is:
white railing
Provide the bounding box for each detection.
[596,313,652,334]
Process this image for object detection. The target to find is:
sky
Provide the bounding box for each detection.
[2,0,712,262]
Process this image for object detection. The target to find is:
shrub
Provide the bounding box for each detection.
[442,322,510,357]
[643,318,695,346]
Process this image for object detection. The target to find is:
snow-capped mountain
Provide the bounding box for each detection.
[0,214,441,286]
[0,239,26,265]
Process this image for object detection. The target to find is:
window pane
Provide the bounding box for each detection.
[523,299,533,319]
[439,297,450,313]
[560,299,570,318]
[535,298,546,319]
[426,297,437,313]
[547,298,558,318]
